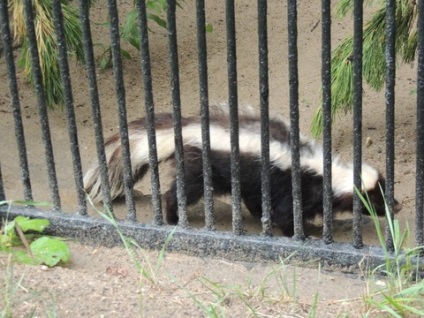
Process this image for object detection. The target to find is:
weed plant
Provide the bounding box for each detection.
[0,200,70,267]
[356,187,424,317]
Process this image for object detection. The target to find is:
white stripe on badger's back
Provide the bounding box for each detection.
[130,128,176,168]
[180,122,380,196]
[184,123,294,171]
[84,107,381,203]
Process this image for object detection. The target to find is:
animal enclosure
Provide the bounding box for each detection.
[0,0,423,266]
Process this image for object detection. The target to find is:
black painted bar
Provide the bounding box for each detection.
[135,0,163,225]
[195,0,215,230]
[0,164,5,201]
[166,0,188,227]
[352,0,364,249]
[258,0,272,236]
[321,0,333,244]
[78,0,113,213]
[0,0,33,202]
[384,0,396,251]
[22,0,61,211]
[106,0,136,220]
[225,0,243,235]
[416,0,424,247]
[0,0,419,265]
[287,0,304,240]
[52,0,86,215]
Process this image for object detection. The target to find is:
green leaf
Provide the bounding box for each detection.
[147,13,167,28]
[98,48,112,70]
[13,200,52,207]
[30,237,71,267]
[146,0,164,14]
[205,23,214,33]
[122,9,138,41]
[120,49,132,60]
[1,220,19,249]
[3,220,16,235]
[14,216,50,233]
[13,250,37,265]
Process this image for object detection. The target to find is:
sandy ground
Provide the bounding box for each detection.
[1,241,383,318]
[0,0,419,316]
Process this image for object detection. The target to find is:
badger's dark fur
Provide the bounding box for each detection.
[83,104,402,235]
[164,146,400,236]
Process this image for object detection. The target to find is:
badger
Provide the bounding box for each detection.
[83,104,402,236]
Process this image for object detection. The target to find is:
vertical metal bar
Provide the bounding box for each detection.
[166,0,188,227]
[0,164,5,201]
[416,0,424,247]
[135,0,163,225]
[352,0,364,249]
[258,0,272,236]
[225,0,242,235]
[0,0,33,202]
[287,0,304,240]
[322,0,333,244]
[78,0,113,214]
[384,0,396,251]
[52,0,86,215]
[106,0,136,221]
[195,0,215,230]
[22,0,61,211]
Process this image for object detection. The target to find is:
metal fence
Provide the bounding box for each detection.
[0,0,423,267]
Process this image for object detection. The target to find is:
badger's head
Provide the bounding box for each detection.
[358,173,403,216]
[333,163,402,216]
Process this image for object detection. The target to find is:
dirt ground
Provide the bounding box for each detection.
[0,0,419,316]
[1,241,383,318]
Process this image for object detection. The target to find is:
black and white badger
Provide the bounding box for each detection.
[84,104,402,236]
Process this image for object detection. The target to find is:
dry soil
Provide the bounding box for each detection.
[0,0,419,316]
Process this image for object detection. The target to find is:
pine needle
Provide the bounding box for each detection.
[11,0,85,107]
[311,0,418,137]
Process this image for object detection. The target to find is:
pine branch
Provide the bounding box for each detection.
[311,0,418,137]
[10,0,85,107]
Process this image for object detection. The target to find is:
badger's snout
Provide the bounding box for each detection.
[394,199,403,213]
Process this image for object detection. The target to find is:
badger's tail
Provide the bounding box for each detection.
[84,121,178,203]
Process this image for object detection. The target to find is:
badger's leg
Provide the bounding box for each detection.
[271,196,296,237]
[164,181,179,225]
[164,179,205,225]
[243,196,296,236]
[278,216,295,237]
[242,198,263,219]
[164,149,205,225]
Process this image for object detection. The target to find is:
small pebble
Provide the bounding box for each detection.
[365,137,373,148]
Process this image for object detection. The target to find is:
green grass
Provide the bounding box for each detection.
[92,200,175,288]
[2,188,422,316]
[87,185,424,317]
[169,255,324,317]
[0,255,58,318]
[356,187,424,317]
